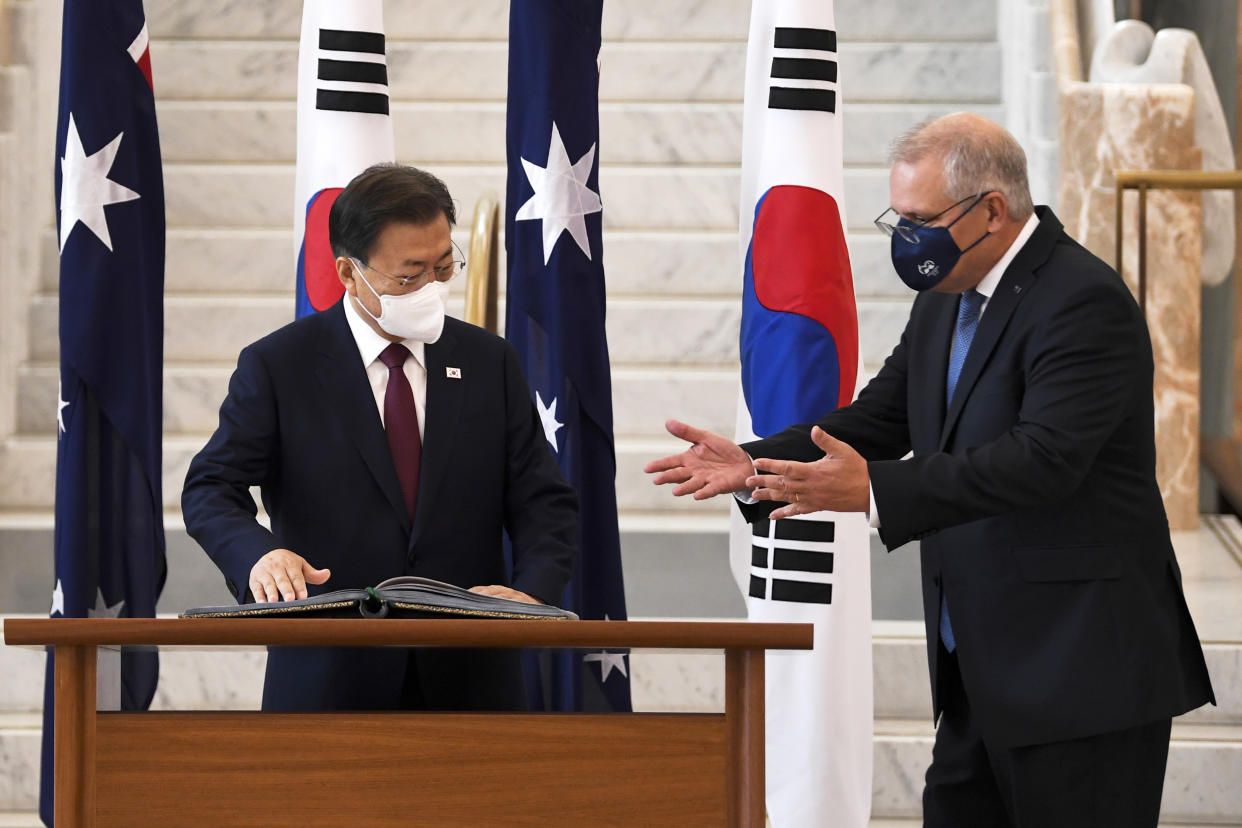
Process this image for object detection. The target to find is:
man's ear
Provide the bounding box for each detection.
[336,256,358,294]
[985,191,1010,231]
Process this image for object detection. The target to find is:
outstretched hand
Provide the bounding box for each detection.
[643,419,754,500]
[746,426,870,519]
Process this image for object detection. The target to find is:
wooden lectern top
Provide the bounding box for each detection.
[3,617,813,650]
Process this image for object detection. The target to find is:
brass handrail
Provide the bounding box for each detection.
[1114,170,1242,317]
[464,192,500,333]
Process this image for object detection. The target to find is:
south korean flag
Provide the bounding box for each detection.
[731,1,872,826]
[293,0,395,318]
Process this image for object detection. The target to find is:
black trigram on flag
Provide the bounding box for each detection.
[317,28,389,115]
[749,517,835,604]
[768,26,837,113]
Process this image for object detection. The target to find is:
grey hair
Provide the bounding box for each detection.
[888,117,1035,221]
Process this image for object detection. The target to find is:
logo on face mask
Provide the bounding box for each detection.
[918,260,939,277]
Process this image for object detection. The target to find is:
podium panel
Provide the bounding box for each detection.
[3,617,812,827]
[97,712,727,826]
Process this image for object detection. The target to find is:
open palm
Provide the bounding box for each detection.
[644,419,753,500]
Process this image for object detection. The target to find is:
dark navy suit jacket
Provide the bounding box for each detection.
[182,301,578,711]
[742,208,1214,747]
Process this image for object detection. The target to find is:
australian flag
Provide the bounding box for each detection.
[40,0,166,823]
[505,0,631,713]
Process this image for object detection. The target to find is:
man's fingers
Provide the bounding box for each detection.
[671,477,707,497]
[289,568,308,600]
[665,419,709,445]
[272,567,297,601]
[652,468,692,486]
[301,560,332,585]
[746,473,788,491]
[810,426,844,455]
[644,453,688,474]
[252,576,277,603]
[770,503,803,520]
[692,482,727,500]
[752,458,804,479]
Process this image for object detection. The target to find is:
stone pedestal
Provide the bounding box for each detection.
[1057,84,1202,530]
[1052,0,1204,530]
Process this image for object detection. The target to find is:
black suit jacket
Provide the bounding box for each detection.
[182,302,578,711]
[742,208,1213,746]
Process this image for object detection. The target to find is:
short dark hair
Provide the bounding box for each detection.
[328,163,457,261]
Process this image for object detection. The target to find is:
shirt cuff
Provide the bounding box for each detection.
[733,452,760,504]
[868,482,881,528]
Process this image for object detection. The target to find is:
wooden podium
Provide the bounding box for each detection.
[4,618,812,827]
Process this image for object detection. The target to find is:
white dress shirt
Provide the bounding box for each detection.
[342,292,428,440]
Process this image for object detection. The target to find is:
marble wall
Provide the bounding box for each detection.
[1000,0,1061,209]
[1052,0,1204,529]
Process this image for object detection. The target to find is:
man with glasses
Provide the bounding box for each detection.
[183,163,577,712]
[646,113,1213,826]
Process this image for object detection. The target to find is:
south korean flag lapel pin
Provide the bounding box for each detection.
[446,366,462,379]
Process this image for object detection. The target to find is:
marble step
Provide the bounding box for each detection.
[36,226,909,301]
[0,711,1236,821]
[0,432,739,513]
[149,39,1001,105]
[0,814,41,828]
[144,0,998,43]
[24,293,912,373]
[0,714,40,814]
[15,363,748,439]
[150,162,891,233]
[2,618,1238,722]
[155,99,1005,167]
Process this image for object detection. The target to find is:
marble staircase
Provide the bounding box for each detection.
[2,517,1241,824]
[1,0,1003,531]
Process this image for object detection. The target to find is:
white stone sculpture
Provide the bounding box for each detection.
[1090,20,1236,286]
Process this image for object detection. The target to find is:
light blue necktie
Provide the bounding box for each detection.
[939,289,984,652]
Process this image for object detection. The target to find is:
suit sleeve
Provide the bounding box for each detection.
[181,344,283,601]
[735,318,915,523]
[499,343,578,605]
[870,281,1144,549]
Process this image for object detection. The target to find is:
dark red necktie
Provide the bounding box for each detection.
[378,343,421,519]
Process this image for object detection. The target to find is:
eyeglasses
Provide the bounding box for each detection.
[874,193,986,244]
[351,243,466,292]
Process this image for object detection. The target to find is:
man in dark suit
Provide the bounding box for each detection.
[183,164,577,712]
[646,113,1213,826]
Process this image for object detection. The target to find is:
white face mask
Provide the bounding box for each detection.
[352,261,447,343]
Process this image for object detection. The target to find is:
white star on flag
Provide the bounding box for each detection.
[87,588,125,619]
[536,391,563,452]
[583,614,628,682]
[514,122,602,264]
[57,379,70,437]
[50,579,65,617]
[583,650,628,682]
[58,114,140,252]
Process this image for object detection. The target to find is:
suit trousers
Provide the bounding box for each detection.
[923,647,1172,828]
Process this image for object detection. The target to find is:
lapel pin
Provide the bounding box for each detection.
[446,367,462,379]
[1013,285,1022,294]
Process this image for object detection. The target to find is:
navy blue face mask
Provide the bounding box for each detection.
[882,193,990,292]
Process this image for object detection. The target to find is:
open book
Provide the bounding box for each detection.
[181,576,578,621]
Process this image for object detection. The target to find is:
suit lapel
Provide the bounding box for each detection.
[315,303,411,534]
[410,325,463,547]
[939,210,1062,450]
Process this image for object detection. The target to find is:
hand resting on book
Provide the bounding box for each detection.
[469,585,544,605]
[250,548,332,602]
